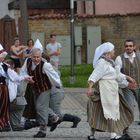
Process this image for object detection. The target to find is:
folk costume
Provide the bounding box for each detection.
[0,44,27,130]
[87,42,133,140]
[20,42,61,137]
[115,51,140,119]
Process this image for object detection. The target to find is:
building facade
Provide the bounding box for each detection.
[1,0,140,64]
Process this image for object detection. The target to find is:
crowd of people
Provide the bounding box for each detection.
[0,35,139,140]
[0,34,81,138]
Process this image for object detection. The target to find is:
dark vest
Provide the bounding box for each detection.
[0,63,8,85]
[121,53,140,87]
[27,58,52,93]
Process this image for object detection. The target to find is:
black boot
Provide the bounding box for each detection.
[24,119,39,130]
[62,114,81,128]
[0,124,11,132]
[50,118,62,132]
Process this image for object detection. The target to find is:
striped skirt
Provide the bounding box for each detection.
[0,85,10,129]
[87,89,134,133]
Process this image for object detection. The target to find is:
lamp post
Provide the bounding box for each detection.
[70,0,96,84]
[70,0,75,84]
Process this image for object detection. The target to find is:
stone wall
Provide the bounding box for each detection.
[76,15,140,62]
[29,19,70,44]
[28,14,140,63]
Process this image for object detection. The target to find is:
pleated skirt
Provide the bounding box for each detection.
[87,91,134,133]
[0,85,9,128]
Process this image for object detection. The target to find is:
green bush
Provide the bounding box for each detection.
[60,64,93,88]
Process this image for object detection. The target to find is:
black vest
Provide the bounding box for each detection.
[0,63,8,85]
[27,58,52,93]
[120,52,140,87]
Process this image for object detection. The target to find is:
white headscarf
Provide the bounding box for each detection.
[33,39,44,53]
[0,44,8,58]
[93,42,115,68]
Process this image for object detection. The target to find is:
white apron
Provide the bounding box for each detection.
[99,79,120,121]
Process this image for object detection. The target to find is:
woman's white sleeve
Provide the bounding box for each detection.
[88,60,107,83]
[7,69,25,82]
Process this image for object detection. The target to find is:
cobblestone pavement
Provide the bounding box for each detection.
[0,88,140,140]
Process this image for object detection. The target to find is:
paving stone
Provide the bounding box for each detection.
[0,88,140,140]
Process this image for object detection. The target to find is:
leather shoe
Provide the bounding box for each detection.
[87,135,96,140]
[111,137,123,140]
[33,131,46,138]
[111,134,133,140]
[50,119,61,132]
[0,124,11,132]
[71,117,81,128]
[12,125,24,131]
[24,120,39,130]
[121,134,133,140]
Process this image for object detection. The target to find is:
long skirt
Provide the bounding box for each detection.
[23,84,36,119]
[87,89,134,133]
[0,85,10,128]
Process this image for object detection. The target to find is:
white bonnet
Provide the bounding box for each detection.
[33,39,43,53]
[93,42,115,68]
[0,44,7,58]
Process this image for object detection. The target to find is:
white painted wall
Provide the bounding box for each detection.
[0,0,14,19]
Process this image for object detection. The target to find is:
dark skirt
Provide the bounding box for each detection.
[23,84,36,119]
[0,85,10,128]
[87,89,134,133]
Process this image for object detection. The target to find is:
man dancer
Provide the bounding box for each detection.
[20,47,61,138]
[115,39,140,139]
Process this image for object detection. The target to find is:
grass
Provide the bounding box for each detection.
[59,64,93,88]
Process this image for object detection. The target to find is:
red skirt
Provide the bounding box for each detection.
[0,84,10,128]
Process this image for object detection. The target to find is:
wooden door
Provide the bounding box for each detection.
[0,15,17,52]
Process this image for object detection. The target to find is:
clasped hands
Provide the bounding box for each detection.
[127,76,137,89]
[86,87,92,97]
[25,76,35,83]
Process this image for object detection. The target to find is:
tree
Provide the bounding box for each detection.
[19,0,29,44]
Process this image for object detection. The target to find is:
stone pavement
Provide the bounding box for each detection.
[0,88,140,140]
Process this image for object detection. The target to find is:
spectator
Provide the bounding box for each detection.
[46,34,62,73]
[24,39,34,59]
[10,37,27,73]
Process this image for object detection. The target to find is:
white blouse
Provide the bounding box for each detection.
[115,52,136,68]
[88,58,128,87]
[0,63,25,82]
[20,58,62,88]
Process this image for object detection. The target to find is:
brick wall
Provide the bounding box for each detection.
[28,14,140,63]
[29,19,70,44]
[78,15,140,57]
